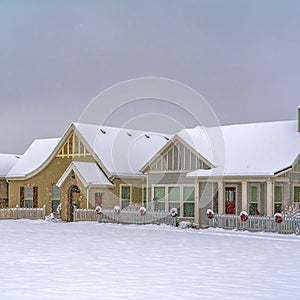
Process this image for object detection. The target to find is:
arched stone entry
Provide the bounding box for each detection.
[67,185,80,222]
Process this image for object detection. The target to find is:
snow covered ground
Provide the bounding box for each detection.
[0,220,299,300]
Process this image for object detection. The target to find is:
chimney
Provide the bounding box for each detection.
[298,107,300,132]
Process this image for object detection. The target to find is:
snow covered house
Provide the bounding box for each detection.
[6,123,170,221]
[142,118,300,226]
[0,154,20,207]
[4,109,300,225]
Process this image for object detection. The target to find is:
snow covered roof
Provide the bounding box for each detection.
[6,138,60,178]
[73,123,171,177]
[0,154,21,177]
[57,162,113,188]
[185,120,300,178]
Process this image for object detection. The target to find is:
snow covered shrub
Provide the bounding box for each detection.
[282,203,300,217]
[178,221,197,229]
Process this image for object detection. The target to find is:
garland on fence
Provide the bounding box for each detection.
[240,211,249,222]
[207,209,214,219]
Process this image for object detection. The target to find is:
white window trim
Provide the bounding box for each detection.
[119,184,132,207]
[151,184,195,216]
[249,183,261,214]
[292,184,300,203]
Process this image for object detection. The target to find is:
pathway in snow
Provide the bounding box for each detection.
[0,220,299,299]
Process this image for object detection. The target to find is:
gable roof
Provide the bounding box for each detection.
[6,138,60,178]
[186,120,300,178]
[73,123,171,177]
[57,162,114,188]
[140,134,214,173]
[6,123,171,179]
[0,154,21,177]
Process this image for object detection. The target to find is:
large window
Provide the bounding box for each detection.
[183,187,195,217]
[294,186,300,203]
[154,187,165,211]
[274,186,282,213]
[249,186,258,215]
[51,186,60,212]
[120,185,131,208]
[24,186,33,208]
[168,187,180,216]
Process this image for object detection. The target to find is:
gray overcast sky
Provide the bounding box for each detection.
[0,0,300,154]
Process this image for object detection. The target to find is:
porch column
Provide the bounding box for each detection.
[194,180,199,226]
[146,173,149,209]
[242,181,248,211]
[266,180,274,216]
[218,181,224,214]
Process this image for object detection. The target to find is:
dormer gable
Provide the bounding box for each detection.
[56,131,91,158]
[141,135,213,173]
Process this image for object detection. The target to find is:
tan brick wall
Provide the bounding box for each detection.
[8,155,145,219]
[8,157,73,213]
[111,178,145,207]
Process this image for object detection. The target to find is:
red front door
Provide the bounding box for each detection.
[225,186,236,214]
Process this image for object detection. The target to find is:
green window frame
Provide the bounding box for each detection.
[274,186,282,213]
[154,187,165,211]
[294,186,300,203]
[183,187,195,217]
[168,187,180,216]
[24,186,33,208]
[249,186,258,215]
[120,185,131,209]
[51,186,60,212]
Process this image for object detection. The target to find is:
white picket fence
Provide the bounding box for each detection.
[209,214,300,235]
[0,206,46,220]
[73,208,176,226]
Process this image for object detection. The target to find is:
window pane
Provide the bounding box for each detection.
[250,186,258,202]
[168,187,180,216]
[183,187,195,202]
[168,187,180,202]
[52,186,60,200]
[294,187,300,202]
[52,200,60,212]
[274,203,282,213]
[24,187,33,200]
[249,203,258,215]
[25,200,33,208]
[275,186,282,203]
[154,187,165,211]
[121,186,130,200]
[184,203,194,217]
[154,187,165,200]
